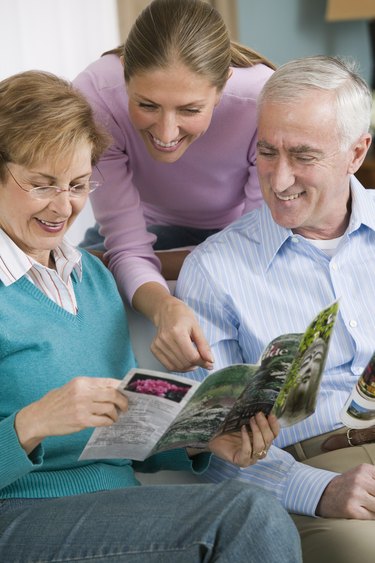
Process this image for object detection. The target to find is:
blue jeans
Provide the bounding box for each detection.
[80,223,220,251]
[0,481,301,562]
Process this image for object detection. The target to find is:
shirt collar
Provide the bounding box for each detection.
[347,175,375,233]
[258,176,375,270]
[258,204,291,270]
[0,229,82,286]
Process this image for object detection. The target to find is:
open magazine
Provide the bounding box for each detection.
[340,351,375,429]
[80,301,339,462]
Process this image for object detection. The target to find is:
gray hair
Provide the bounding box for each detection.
[258,55,372,149]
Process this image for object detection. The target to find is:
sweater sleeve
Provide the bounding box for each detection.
[73,57,169,304]
[133,448,211,475]
[0,413,43,492]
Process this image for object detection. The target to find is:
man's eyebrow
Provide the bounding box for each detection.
[257,141,324,155]
[257,141,275,150]
[290,145,323,154]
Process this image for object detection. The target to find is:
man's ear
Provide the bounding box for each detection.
[347,133,372,174]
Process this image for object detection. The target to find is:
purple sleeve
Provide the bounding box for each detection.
[74,58,169,303]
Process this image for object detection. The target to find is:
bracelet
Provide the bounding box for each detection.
[346,428,355,447]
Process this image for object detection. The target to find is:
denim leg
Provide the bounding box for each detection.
[0,481,301,563]
[79,223,220,252]
[147,225,220,250]
[79,222,105,251]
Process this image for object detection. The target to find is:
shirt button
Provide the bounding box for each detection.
[349,320,357,328]
[291,237,299,243]
[331,263,338,271]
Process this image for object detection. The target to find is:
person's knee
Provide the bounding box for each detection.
[297,516,374,563]
[216,481,301,561]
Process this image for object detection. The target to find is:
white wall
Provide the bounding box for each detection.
[0,0,121,245]
[65,200,96,246]
[0,0,120,81]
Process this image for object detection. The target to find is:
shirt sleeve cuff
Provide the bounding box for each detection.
[282,461,339,515]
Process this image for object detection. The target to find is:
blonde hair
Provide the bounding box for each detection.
[0,70,110,179]
[104,0,274,90]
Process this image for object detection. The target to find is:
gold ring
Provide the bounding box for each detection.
[253,448,267,459]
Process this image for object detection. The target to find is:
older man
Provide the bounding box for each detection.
[176,56,375,563]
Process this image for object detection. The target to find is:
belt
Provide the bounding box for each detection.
[283,426,375,462]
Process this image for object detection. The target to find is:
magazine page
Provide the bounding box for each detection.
[221,300,339,432]
[273,300,339,426]
[219,334,302,434]
[340,352,375,429]
[149,364,259,454]
[79,369,200,461]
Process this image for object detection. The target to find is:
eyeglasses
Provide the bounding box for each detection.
[3,161,101,199]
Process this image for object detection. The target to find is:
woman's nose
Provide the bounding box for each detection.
[154,112,179,143]
[49,190,73,215]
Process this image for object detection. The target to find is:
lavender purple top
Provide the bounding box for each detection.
[74,55,273,302]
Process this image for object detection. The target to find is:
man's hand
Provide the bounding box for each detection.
[316,464,375,519]
[207,413,279,468]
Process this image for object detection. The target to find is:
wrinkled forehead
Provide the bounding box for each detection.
[257,96,339,151]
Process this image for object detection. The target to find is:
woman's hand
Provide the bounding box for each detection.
[207,412,279,468]
[151,295,214,371]
[133,282,214,372]
[15,377,128,454]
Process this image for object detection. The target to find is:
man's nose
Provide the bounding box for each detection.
[271,158,295,192]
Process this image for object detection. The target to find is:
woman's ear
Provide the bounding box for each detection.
[347,133,372,174]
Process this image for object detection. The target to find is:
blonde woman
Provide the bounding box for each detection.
[74,0,275,372]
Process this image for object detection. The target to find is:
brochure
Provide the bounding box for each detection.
[80,301,339,461]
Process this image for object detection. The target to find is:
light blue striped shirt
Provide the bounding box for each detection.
[175,177,375,516]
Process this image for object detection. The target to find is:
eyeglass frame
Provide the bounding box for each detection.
[0,157,102,199]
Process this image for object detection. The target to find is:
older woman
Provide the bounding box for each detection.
[0,70,301,563]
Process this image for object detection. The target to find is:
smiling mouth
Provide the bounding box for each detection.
[36,218,66,231]
[276,192,304,201]
[149,133,183,151]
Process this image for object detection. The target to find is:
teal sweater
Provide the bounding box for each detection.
[0,251,207,498]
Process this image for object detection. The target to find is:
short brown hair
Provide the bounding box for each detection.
[0,70,110,179]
